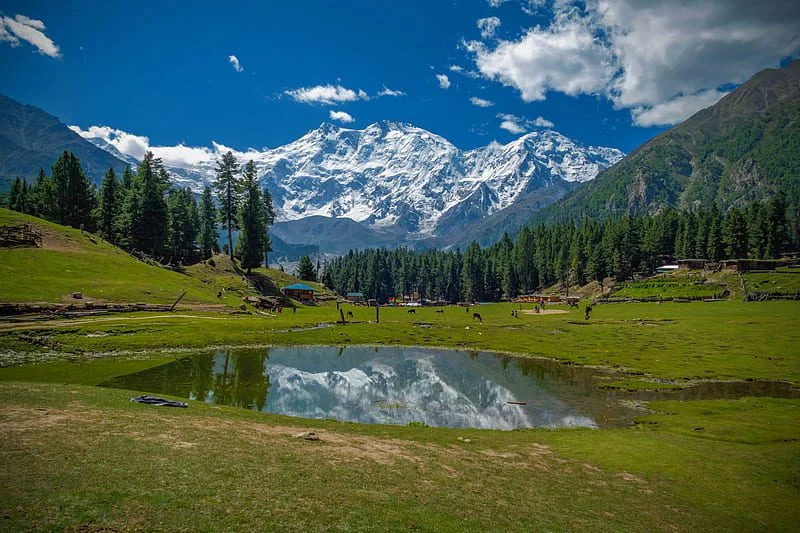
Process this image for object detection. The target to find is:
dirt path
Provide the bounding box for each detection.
[0,313,244,331]
[520,309,569,315]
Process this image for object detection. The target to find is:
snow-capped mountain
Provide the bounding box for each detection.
[79,121,623,244]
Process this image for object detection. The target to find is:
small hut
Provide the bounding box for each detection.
[346,292,365,303]
[678,259,707,270]
[282,283,317,301]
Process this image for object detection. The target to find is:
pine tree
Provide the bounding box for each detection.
[461,241,484,302]
[166,187,199,264]
[30,168,49,218]
[96,167,121,243]
[213,151,241,261]
[723,207,748,258]
[765,194,789,258]
[8,177,22,212]
[199,185,217,259]
[263,187,276,266]
[50,152,96,230]
[706,207,723,261]
[297,255,316,281]
[135,152,169,257]
[237,161,268,273]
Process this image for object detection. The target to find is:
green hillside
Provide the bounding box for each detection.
[535,60,800,225]
[0,209,324,307]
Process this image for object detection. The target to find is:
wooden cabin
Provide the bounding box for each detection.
[720,259,779,272]
[282,283,317,301]
[346,292,365,303]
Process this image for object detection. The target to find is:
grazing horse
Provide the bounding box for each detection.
[472,313,483,322]
[347,310,354,319]
[407,308,416,315]
[436,308,444,314]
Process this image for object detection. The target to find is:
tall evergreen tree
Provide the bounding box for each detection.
[50,151,96,230]
[236,161,268,273]
[8,177,22,212]
[213,151,240,261]
[135,152,169,257]
[96,167,121,243]
[166,187,199,264]
[723,207,749,258]
[297,255,316,281]
[199,185,217,259]
[263,187,276,266]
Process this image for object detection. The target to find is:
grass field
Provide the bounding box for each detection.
[611,273,730,300]
[1,210,800,530]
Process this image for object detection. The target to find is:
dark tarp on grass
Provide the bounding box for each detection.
[130,395,188,408]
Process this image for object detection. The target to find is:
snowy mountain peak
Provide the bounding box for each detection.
[77,121,624,238]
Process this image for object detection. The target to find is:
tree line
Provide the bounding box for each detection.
[321,195,798,302]
[5,150,275,272]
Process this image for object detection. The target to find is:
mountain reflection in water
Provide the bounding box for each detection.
[102,346,609,429]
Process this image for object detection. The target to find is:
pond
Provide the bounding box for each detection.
[99,346,799,430]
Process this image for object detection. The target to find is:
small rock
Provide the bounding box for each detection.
[457,437,472,443]
[691,426,704,431]
[72,292,83,299]
[294,431,320,441]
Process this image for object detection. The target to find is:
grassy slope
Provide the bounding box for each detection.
[0,209,235,306]
[0,209,325,308]
[0,382,797,531]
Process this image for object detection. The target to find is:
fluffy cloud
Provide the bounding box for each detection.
[477,16,501,39]
[329,110,355,123]
[449,65,464,72]
[465,7,614,102]
[487,0,511,6]
[497,113,554,134]
[467,0,800,126]
[228,55,243,72]
[470,96,494,107]
[0,14,61,58]
[436,74,451,89]
[69,125,235,168]
[377,86,406,97]
[285,84,369,105]
[630,89,729,127]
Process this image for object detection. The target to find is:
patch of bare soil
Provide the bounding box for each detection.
[520,309,569,315]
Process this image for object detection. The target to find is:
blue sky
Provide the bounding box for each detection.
[1,0,798,156]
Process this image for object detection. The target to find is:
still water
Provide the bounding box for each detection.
[100,346,798,430]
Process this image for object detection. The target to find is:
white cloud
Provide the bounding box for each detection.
[436,74,451,89]
[487,0,511,6]
[0,14,61,58]
[470,96,494,107]
[465,7,614,102]
[477,16,501,39]
[533,116,555,128]
[497,113,554,134]
[69,125,150,160]
[631,89,728,127]
[378,86,406,97]
[228,54,243,72]
[328,110,355,123]
[68,125,234,168]
[449,65,464,72]
[467,0,800,126]
[285,84,368,105]
[499,118,526,134]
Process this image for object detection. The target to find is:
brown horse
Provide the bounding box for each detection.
[347,310,354,319]
[472,313,482,322]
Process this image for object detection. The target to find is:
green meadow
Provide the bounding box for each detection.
[1,209,799,531]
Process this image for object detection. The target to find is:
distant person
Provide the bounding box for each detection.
[585,304,592,320]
